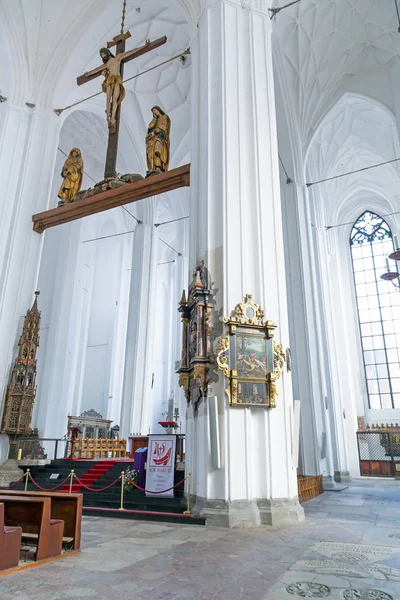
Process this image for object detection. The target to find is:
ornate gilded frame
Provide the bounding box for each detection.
[216,294,285,408]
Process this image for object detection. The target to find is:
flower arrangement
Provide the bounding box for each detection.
[124,467,139,491]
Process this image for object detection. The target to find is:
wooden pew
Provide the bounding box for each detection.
[0,495,64,561]
[0,490,82,550]
[0,503,22,570]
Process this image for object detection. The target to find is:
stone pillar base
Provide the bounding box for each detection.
[0,459,24,488]
[192,496,305,528]
[323,475,349,491]
[256,498,305,527]
[334,471,351,483]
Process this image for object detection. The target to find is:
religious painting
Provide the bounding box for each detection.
[217,294,286,409]
[235,333,268,379]
[237,381,269,406]
[189,315,198,362]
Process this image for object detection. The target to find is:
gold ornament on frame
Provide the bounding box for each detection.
[216,294,286,408]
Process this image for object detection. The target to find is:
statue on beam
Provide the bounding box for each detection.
[146,106,171,177]
[58,148,84,204]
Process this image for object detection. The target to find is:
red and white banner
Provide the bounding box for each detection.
[145,435,176,497]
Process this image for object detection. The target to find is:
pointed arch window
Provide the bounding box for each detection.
[350,211,400,409]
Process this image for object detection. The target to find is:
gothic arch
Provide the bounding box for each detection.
[305,92,397,169]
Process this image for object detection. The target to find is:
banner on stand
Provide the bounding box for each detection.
[145,435,176,497]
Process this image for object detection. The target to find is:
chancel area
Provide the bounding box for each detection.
[2,1,400,589]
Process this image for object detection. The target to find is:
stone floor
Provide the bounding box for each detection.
[1,479,400,599]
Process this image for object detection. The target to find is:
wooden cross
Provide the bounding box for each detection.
[32,25,191,234]
[77,31,167,179]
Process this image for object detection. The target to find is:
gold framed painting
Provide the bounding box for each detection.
[217,295,284,408]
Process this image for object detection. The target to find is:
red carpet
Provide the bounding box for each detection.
[62,460,117,492]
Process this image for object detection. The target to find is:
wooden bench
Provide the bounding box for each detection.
[0,490,82,550]
[0,503,22,570]
[0,495,64,561]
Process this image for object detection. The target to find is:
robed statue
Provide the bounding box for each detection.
[146,106,170,177]
[58,148,84,203]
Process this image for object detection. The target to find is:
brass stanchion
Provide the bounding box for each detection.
[119,471,125,510]
[24,469,30,491]
[69,470,75,493]
[183,471,192,515]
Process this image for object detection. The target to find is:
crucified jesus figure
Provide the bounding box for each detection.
[84,44,149,127]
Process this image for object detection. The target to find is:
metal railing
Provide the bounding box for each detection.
[357,430,400,477]
[8,437,69,461]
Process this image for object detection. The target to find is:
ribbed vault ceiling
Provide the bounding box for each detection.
[272,0,399,146]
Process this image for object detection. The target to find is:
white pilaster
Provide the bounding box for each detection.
[312,201,357,480]
[106,236,132,425]
[187,0,304,526]
[120,204,159,437]
[0,105,59,422]
[34,219,95,439]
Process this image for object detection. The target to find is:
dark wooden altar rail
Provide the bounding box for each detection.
[32,164,191,234]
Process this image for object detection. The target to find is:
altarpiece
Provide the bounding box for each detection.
[216,294,286,408]
[1,292,40,433]
[178,265,212,410]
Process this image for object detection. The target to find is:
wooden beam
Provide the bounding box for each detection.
[32,164,190,234]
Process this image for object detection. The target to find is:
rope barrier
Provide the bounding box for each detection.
[0,474,25,489]
[129,476,187,494]
[73,474,122,493]
[28,473,71,491]
[1,467,189,504]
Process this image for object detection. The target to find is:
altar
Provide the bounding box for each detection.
[67,410,113,440]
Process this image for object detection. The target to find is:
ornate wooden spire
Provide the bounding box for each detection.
[1,292,41,434]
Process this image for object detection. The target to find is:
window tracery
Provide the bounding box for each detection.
[350,211,400,409]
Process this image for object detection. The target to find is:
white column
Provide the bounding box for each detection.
[187,0,304,526]
[0,105,59,419]
[120,202,158,437]
[285,182,340,482]
[106,236,132,425]
[34,219,95,438]
[312,198,356,481]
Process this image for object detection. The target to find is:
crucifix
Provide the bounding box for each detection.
[32,1,191,234]
[76,1,166,179]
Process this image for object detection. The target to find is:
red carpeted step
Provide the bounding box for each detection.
[61,461,117,492]
[60,484,82,493]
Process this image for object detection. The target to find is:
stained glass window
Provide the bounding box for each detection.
[350,211,400,409]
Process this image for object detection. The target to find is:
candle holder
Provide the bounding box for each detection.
[381,238,400,287]
[380,271,400,281]
[389,249,400,261]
